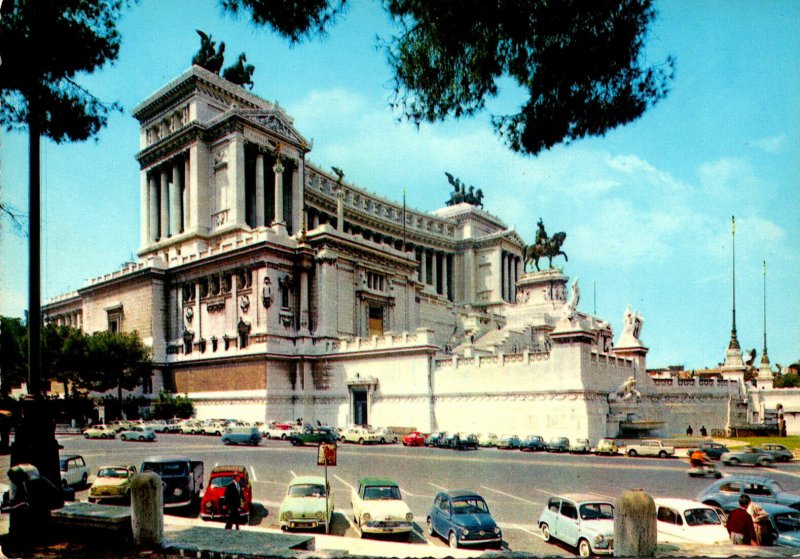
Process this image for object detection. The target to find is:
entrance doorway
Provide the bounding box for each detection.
[353,390,368,426]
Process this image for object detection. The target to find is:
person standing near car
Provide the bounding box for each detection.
[747,500,773,546]
[224,477,242,530]
[727,495,758,545]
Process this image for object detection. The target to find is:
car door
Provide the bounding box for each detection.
[744,482,778,505]
[558,500,580,546]
[656,505,684,542]
[438,495,453,536]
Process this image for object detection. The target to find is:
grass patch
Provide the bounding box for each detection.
[725,436,800,450]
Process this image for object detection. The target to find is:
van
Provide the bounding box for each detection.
[221,426,261,446]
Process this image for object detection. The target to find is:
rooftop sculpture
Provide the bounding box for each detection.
[192,30,225,74]
[444,172,483,207]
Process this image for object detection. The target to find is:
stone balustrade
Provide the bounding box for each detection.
[84,260,152,287]
[651,377,738,392]
[590,352,635,369]
[336,328,437,353]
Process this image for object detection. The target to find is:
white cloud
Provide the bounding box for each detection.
[750,134,786,154]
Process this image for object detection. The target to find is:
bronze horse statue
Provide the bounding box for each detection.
[525,231,568,271]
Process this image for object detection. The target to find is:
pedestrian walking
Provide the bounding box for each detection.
[224,477,242,530]
[686,425,693,436]
[700,425,708,437]
[727,495,758,545]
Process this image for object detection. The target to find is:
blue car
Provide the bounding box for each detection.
[221,426,262,446]
[427,490,502,549]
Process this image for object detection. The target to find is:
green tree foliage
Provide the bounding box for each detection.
[775,373,800,389]
[150,391,196,420]
[86,330,152,402]
[0,316,27,397]
[0,0,127,142]
[220,0,673,156]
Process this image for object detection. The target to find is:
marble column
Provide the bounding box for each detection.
[255,153,265,227]
[442,254,449,300]
[432,250,439,294]
[183,155,190,232]
[148,174,158,243]
[159,169,169,239]
[421,249,427,286]
[465,248,476,303]
[501,251,506,301]
[273,159,286,231]
[299,270,310,335]
[336,188,344,231]
[170,162,182,236]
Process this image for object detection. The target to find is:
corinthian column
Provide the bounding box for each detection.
[272,158,286,233]
[160,168,169,239]
[148,174,158,243]
[255,153,265,227]
[170,162,182,236]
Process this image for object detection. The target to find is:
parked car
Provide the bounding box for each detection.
[119,426,156,442]
[519,435,546,452]
[570,439,592,454]
[696,475,800,511]
[625,440,675,458]
[685,442,729,460]
[427,490,503,549]
[200,465,252,523]
[88,464,137,504]
[141,455,204,511]
[720,446,776,467]
[538,493,615,557]
[447,433,479,451]
[425,432,448,447]
[496,434,520,449]
[402,431,428,447]
[593,439,619,456]
[341,426,381,445]
[59,454,90,488]
[221,426,262,446]
[279,475,333,532]
[164,418,184,433]
[372,427,400,444]
[180,420,204,434]
[761,444,794,462]
[477,433,498,447]
[263,421,300,440]
[351,477,414,537]
[201,421,228,436]
[547,437,571,453]
[758,502,800,547]
[144,420,170,433]
[290,426,338,446]
[653,498,729,545]
[82,424,116,439]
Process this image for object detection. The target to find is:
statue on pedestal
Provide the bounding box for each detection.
[192,30,225,74]
[524,219,568,271]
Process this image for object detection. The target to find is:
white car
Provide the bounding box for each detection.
[144,419,170,432]
[60,454,90,488]
[654,498,730,545]
[342,426,381,445]
[201,421,228,436]
[351,477,414,536]
[371,427,399,444]
[538,493,614,556]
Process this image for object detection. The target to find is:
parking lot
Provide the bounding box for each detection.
[52,431,800,555]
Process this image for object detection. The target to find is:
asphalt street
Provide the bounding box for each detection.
[59,434,800,556]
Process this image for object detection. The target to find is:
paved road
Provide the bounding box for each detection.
[59,434,800,555]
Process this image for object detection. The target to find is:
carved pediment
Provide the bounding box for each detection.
[242,110,309,148]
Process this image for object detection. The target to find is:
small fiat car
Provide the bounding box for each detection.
[653,498,729,545]
[88,464,137,504]
[402,431,428,446]
[119,426,156,442]
[279,475,333,532]
[427,490,502,549]
[538,493,615,557]
[200,465,252,522]
[351,477,413,537]
[83,424,117,439]
[594,439,619,456]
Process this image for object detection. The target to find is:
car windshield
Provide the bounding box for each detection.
[774,512,800,532]
[684,508,721,526]
[579,503,614,520]
[142,462,188,477]
[453,498,489,515]
[363,486,401,500]
[209,475,236,488]
[289,483,326,498]
[98,468,130,478]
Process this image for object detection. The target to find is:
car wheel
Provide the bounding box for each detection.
[358,438,365,445]
[84,433,90,439]
[381,438,386,444]
[281,433,287,440]
[728,458,740,466]
[403,442,408,446]
[759,458,772,467]
[223,439,232,445]
[658,450,667,458]
[215,431,221,436]
[628,449,637,457]
[392,437,398,444]
[540,523,551,542]
[449,531,458,549]
[578,538,592,558]
[291,439,300,446]
[427,517,435,536]
[121,435,127,441]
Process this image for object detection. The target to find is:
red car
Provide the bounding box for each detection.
[402,431,428,446]
[200,465,252,523]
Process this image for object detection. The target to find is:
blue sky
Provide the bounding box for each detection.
[1,0,798,370]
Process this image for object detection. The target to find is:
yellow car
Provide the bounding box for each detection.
[88,464,137,504]
[83,425,117,439]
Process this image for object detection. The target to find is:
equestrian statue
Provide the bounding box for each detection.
[524,218,568,271]
[222,53,255,89]
[192,30,225,74]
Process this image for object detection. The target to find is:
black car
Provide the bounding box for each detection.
[546,437,570,452]
[686,441,729,460]
[448,433,479,451]
[141,455,204,512]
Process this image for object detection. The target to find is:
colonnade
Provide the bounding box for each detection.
[146,155,188,243]
[501,250,522,303]
[48,311,83,329]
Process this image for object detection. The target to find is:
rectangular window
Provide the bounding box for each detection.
[368,306,383,337]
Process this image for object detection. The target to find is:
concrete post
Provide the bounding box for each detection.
[130,472,163,548]
[614,489,656,557]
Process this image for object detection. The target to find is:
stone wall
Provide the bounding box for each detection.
[174,360,266,392]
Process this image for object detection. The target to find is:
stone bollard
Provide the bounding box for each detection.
[130,472,163,548]
[614,489,656,557]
